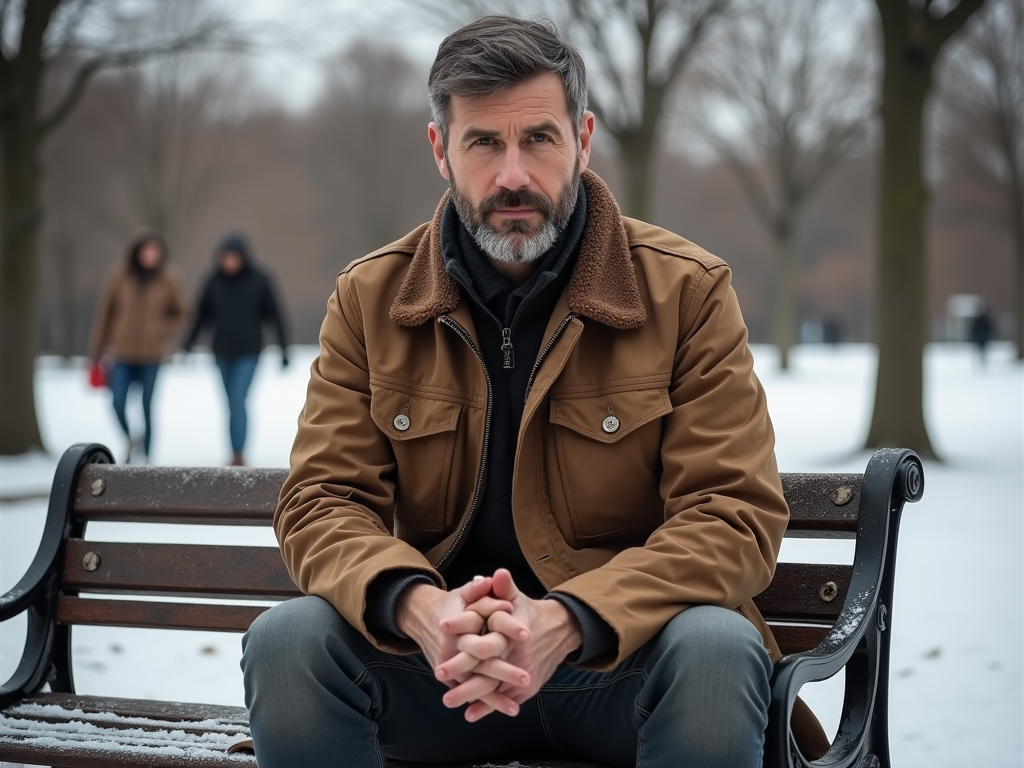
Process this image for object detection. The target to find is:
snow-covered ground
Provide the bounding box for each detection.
[1,343,1021,767]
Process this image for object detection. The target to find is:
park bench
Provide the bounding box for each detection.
[0,441,923,768]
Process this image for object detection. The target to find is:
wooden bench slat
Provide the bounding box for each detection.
[754,563,852,621]
[780,473,861,538]
[62,540,301,599]
[57,597,272,633]
[71,466,863,537]
[768,624,831,655]
[74,465,287,526]
[13,693,250,724]
[0,693,253,768]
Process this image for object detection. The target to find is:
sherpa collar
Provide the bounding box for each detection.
[388,169,646,330]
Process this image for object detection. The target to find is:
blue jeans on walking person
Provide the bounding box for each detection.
[109,361,160,458]
[215,354,259,454]
[241,597,772,768]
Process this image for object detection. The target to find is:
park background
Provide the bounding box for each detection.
[0,0,1022,766]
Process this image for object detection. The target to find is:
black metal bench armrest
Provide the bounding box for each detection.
[765,448,924,768]
[0,444,112,708]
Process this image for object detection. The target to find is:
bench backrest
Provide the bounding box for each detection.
[56,457,862,657]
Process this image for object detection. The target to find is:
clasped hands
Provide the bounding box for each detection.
[394,568,582,723]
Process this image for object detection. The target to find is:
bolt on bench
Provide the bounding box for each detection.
[0,442,923,768]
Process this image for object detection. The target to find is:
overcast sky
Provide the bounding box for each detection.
[223,0,446,113]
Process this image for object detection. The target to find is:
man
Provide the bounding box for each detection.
[241,15,828,767]
[183,233,290,466]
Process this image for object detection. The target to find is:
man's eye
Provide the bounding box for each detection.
[475,137,494,146]
[530,134,549,143]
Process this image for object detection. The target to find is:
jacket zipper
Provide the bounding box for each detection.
[434,314,493,571]
[501,327,514,369]
[523,314,576,403]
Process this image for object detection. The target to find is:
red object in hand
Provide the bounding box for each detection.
[89,360,108,388]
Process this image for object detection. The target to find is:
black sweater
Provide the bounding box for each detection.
[184,265,288,358]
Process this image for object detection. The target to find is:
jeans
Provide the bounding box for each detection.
[215,355,259,453]
[241,597,772,768]
[108,361,160,456]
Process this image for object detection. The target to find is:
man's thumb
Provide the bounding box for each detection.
[461,574,493,602]
[490,568,519,601]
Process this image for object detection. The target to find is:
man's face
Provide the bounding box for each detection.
[429,72,594,264]
[219,251,243,275]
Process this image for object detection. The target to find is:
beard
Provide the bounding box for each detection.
[448,163,579,265]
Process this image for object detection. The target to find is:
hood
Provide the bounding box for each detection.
[216,233,253,266]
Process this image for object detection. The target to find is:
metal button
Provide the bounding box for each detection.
[602,415,620,434]
[90,478,106,497]
[83,551,102,571]
[393,414,410,432]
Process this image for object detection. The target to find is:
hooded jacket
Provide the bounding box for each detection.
[276,171,828,757]
[184,235,288,358]
[89,261,186,363]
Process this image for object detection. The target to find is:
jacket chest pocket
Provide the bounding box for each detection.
[548,387,671,542]
[370,385,463,532]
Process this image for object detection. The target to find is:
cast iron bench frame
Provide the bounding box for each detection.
[0,442,923,768]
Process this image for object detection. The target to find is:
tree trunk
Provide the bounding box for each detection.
[1012,185,1023,360]
[0,133,45,454]
[772,222,798,371]
[54,226,78,360]
[615,128,655,222]
[864,43,936,458]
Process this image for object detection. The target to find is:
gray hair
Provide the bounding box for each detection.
[428,15,588,148]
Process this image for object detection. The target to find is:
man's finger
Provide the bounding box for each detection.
[472,657,531,688]
[489,568,520,602]
[438,609,486,635]
[462,596,515,617]
[435,651,482,681]
[467,689,520,721]
[455,631,509,660]
[443,673,499,709]
[482,609,531,642]
[456,575,494,605]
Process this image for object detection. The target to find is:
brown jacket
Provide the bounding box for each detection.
[278,171,828,756]
[89,265,187,363]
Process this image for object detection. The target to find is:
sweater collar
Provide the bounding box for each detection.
[389,169,646,329]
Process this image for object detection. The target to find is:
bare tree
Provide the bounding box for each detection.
[865,0,986,459]
[101,54,246,257]
[559,0,732,219]
[0,0,248,455]
[934,0,1023,360]
[683,0,874,370]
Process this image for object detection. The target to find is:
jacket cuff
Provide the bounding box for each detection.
[365,571,437,640]
[545,592,617,664]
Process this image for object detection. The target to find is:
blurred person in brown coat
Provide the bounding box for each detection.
[89,231,186,463]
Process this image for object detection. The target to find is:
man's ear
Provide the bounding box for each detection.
[577,111,595,174]
[428,123,450,181]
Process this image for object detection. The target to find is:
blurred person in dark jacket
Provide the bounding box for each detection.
[970,304,993,368]
[89,230,187,464]
[184,233,289,466]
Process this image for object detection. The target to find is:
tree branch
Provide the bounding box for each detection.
[37,24,246,137]
[708,136,777,230]
[931,0,987,50]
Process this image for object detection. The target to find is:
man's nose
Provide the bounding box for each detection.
[495,146,530,190]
